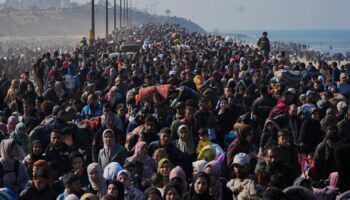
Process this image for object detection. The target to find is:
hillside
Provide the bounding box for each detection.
[0,6,207,37]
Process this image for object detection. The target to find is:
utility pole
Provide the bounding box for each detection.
[106,0,108,39]
[126,0,129,26]
[119,0,122,29]
[91,0,95,41]
[114,0,116,30]
[123,0,126,26]
[129,0,132,26]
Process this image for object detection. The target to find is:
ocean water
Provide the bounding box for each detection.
[222,29,350,54]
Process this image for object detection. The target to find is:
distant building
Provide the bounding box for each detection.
[4,0,71,9]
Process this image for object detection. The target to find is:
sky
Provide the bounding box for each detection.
[4,0,350,31]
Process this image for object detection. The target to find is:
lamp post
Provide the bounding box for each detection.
[114,0,116,30]
[106,0,108,39]
[123,0,126,26]
[119,0,122,29]
[91,0,95,41]
[126,0,128,26]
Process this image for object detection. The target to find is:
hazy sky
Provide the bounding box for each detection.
[7,0,350,31]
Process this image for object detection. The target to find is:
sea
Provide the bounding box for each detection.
[221,29,350,54]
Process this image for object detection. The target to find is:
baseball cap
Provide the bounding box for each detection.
[169,70,177,76]
[287,88,296,95]
[341,73,347,78]
[232,153,250,166]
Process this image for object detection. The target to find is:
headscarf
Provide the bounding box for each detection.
[204,160,222,200]
[192,160,208,173]
[0,139,16,167]
[106,86,118,106]
[102,129,115,148]
[0,139,28,191]
[80,193,97,200]
[263,119,281,133]
[87,163,107,198]
[198,145,216,161]
[117,169,131,181]
[176,125,196,154]
[169,166,188,193]
[11,122,29,153]
[65,194,79,200]
[157,158,171,173]
[55,81,65,99]
[204,160,221,178]
[103,162,123,181]
[6,116,19,134]
[30,140,44,161]
[0,123,8,136]
[131,141,148,163]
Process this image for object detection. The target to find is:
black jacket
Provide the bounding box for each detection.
[313,141,336,181]
[19,181,56,200]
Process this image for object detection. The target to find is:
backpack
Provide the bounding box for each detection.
[0,160,20,187]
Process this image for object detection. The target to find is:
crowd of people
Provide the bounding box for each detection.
[0,23,349,200]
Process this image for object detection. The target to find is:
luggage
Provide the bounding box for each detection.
[274,69,302,87]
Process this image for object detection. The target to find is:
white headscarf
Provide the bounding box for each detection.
[87,163,107,199]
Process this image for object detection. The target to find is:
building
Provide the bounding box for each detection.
[4,0,71,9]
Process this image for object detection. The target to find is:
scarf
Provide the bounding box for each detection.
[11,122,29,153]
[131,141,148,163]
[176,125,196,154]
[103,162,123,180]
[102,129,115,149]
[87,163,107,199]
[169,166,189,193]
[54,81,64,98]
[204,160,223,200]
[7,116,19,134]
[192,160,208,173]
[106,86,118,106]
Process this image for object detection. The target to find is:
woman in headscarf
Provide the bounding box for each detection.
[4,79,19,105]
[125,141,156,186]
[103,162,123,181]
[169,166,189,194]
[22,83,37,102]
[105,86,122,110]
[23,140,44,178]
[175,125,196,156]
[157,158,173,186]
[226,123,257,166]
[55,81,65,99]
[192,160,208,178]
[152,148,168,164]
[117,169,144,200]
[0,139,28,193]
[98,129,128,168]
[259,119,280,156]
[197,146,216,162]
[204,160,223,200]
[87,163,107,199]
[10,122,29,153]
[184,172,214,200]
[6,115,19,136]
